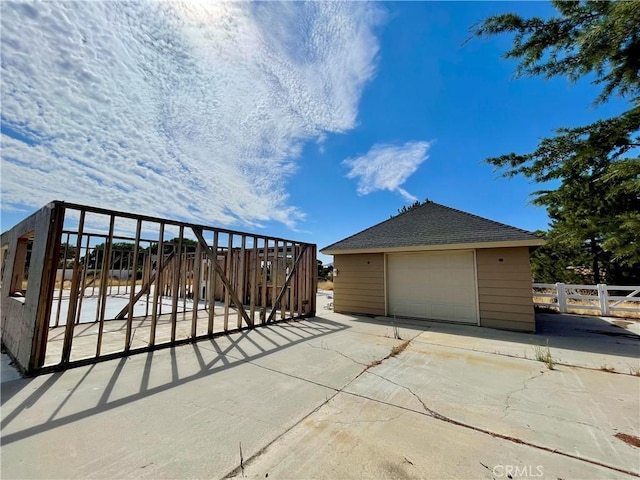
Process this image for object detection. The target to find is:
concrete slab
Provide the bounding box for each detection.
[44,303,242,366]
[1,353,22,384]
[344,341,640,474]
[1,322,343,479]
[231,392,629,480]
[2,301,639,479]
[377,312,640,373]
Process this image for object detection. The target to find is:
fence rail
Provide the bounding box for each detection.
[533,283,640,316]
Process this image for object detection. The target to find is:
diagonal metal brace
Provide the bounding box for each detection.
[267,244,308,324]
[192,228,254,328]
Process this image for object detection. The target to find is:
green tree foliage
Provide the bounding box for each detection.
[317,260,333,280]
[58,242,77,268]
[473,0,640,284]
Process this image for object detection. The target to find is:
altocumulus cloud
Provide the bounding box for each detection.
[0,1,383,228]
[343,141,431,202]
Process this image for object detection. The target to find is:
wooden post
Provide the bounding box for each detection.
[237,236,246,328]
[192,228,253,328]
[124,219,141,351]
[597,284,610,316]
[303,245,310,314]
[150,224,165,346]
[191,241,202,337]
[61,211,85,361]
[292,245,299,317]
[310,245,317,315]
[556,283,567,313]
[280,241,288,320]
[53,233,70,327]
[208,231,218,335]
[75,234,91,325]
[95,215,115,357]
[267,244,308,323]
[272,240,279,319]
[170,226,184,342]
[224,234,232,331]
[250,237,257,324]
[31,203,65,369]
[261,239,268,324]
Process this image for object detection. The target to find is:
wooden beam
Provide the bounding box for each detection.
[192,228,253,328]
[267,244,308,323]
[113,251,176,321]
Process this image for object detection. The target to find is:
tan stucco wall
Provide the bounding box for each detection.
[333,253,385,316]
[476,247,535,332]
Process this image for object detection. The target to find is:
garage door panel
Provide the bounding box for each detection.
[388,251,478,325]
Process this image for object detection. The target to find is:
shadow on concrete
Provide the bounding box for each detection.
[344,312,639,359]
[0,317,348,446]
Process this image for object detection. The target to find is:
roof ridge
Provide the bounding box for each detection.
[323,200,442,250]
[429,201,537,236]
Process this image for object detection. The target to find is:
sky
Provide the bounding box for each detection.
[0,1,630,264]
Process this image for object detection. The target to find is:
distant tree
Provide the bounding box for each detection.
[529,230,590,284]
[473,0,640,284]
[316,260,333,280]
[58,242,77,268]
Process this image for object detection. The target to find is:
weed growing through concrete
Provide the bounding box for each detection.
[534,340,555,370]
[600,365,616,373]
[391,314,402,340]
[627,364,640,377]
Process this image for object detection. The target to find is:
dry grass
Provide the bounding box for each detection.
[534,340,555,370]
[317,280,334,291]
[533,296,640,319]
[390,340,410,358]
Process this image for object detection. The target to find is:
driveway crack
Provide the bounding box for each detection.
[504,370,546,413]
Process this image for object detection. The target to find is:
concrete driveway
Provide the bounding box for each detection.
[2,292,639,479]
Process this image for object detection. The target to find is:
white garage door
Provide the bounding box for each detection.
[387,251,478,324]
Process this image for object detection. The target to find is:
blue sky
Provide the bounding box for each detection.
[0,2,629,264]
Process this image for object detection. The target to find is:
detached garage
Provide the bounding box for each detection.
[321,202,544,332]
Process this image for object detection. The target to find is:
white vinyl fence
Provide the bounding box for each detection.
[533,283,640,316]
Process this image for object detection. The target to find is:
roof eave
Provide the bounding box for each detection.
[321,238,546,255]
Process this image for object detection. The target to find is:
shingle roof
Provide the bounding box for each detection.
[321,201,542,253]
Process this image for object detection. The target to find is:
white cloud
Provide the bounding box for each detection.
[0,1,383,229]
[343,141,431,201]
